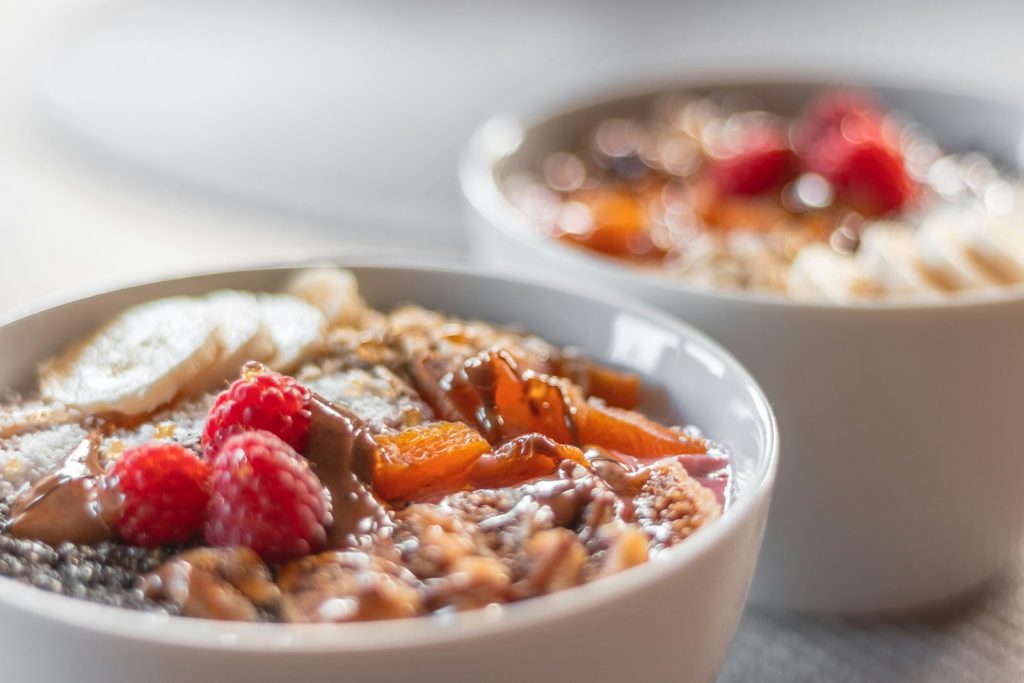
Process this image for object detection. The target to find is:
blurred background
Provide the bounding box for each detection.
[4,0,1024,315]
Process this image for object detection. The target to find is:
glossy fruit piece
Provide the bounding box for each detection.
[798,93,914,216]
[408,352,466,424]
[109,441,212,546]
[202,363,311,457]
[832,133,914,216]
[709,122,795,196]
[557,357,640,409]
[205,430,330,563]
[492,354,578,444]
[796,88,881,154]
[468,433,588,490]
[374,421,492,503]
[563,186,652,256]
[578,400,706,458]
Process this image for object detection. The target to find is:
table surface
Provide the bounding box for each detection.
[1,2,1024,681]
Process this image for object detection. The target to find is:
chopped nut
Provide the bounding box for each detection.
[278,551,423,623]
[515,528,586,597]
[596,524,650,577]
[142,547,280,622]
[427,555,512,611]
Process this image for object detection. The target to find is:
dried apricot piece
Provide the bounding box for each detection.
[557,357,640,409]
[408,352,467,424]
[578,400,706,458]
[563,186,653,257]
[493,355,577,445]
[468,433,587,490]
[374,421,491,503]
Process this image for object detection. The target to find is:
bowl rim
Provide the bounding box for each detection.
[0,256,778,653]
[459,69,1024,312]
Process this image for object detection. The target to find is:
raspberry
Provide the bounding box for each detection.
[708,122,795,196]
[205,430,331,563]
[805,115,913,216]
[108,442,212,547]
[797,90,914,216]
[202,364,311,457]
[796,88,880,154]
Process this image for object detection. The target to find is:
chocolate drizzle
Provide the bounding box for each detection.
[415,348,581,447]
[8,432,120,546]
[306,395,392,549]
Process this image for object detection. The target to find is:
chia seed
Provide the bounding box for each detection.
[0,509,178,614]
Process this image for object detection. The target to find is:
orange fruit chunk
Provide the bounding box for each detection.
[408,353,466,423]
[558,357,640,409]
[374,421,491,503]
[563,186,653,257]
[493,356,577,445]
[468,433,588,490]
[578,401,706,459]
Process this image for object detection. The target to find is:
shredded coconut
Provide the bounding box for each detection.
[0,423,89,494]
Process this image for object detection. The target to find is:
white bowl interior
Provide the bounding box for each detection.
[0,261,776,651]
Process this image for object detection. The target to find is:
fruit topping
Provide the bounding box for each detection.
[491,353,580,445]
[555,356,640,409]
[202,364,311,457]
[108,442,212,547]
[411,349,581,446]
[799,91,914,216]
[467,433,588,490]
[257,294,327,372]
[39,297,222,417]
[578,400,707,458]
[708,119,795,196]
[205,430,331,563]
[285,267,368,328]
[374,421,491,504]
[562,185,653,257]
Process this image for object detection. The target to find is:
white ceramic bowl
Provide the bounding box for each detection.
[461,79,1024,615]
[0,260,776,683]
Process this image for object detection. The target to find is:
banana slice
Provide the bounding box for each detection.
[178,291,275,396]
[957,211,1024,283]
[285,267,367,327]
[788,244,881,302]
[39,297,221,416]
[0,402,80,439]
[917,207,1002,289]
[257,295,326,373]
[857,222,947,295]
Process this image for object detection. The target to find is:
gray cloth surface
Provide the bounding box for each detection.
[720,555,1024,682]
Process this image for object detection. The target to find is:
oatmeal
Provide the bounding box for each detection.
[0,268,730,622]
[511,88,1024,301]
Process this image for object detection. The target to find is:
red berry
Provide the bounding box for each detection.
[108,442,212,547]
[805,115,913,216]
[796,89,914,216]
[205,430,331,563]
[796,88,880,154]
[709,122,795,196]
[202,364,310,458]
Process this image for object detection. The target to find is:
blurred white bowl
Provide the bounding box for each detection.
[461,79,1024,614]
[0,259,776,683]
